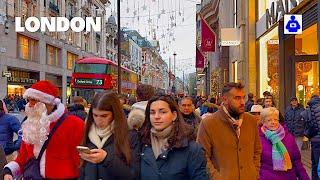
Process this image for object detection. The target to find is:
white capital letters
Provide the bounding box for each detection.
[15,17,25,32]
[15,17,101,32]
[85,17,101,32]
[70,17,85,32]
[25,17,40,32]
[56,17,70,32]
[40,17,56,32]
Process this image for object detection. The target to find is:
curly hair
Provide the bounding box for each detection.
[140,94,195,148]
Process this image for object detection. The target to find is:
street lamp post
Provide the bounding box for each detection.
[173,52,177,93]
[117,0,121,94]
[168,57,171,90]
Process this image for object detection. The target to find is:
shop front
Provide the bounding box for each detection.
[257,0,319,111]
[258,27,280,106]
[6,68,39,97]
[279,1,319,110]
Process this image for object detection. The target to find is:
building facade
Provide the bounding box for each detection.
[256,0,319,111]
[121,29,169,92]
[200,0,319,112]
[0,0,110,104]
[105,14,117,62]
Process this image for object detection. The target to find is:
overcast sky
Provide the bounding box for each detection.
[107,0,200,78]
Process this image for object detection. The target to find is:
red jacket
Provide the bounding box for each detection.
[6,109,84,179]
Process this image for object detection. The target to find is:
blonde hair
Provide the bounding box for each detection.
[260,107,279,123]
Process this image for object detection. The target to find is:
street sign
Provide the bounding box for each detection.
[2,71,11,77]
[284,14,302,35]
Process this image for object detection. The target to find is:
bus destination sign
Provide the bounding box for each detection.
[75,78,104,86]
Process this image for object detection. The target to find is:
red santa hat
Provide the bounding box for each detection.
[23,80,61,105]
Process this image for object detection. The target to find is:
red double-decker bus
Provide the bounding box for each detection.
[70,57,138,102]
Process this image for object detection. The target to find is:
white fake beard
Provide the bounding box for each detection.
[21,102,50,146]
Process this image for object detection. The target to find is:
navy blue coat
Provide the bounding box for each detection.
[0,113,21,155]
[301,96,320,139]
[140,139,208,180]
[79,131,140,180]
[67,104,87,121]
[284,104,305,136]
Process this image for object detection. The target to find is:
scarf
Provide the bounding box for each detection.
[88,121,114,149]
[222,105,243,138]
[150,125,173,158]
[261,125,292,171]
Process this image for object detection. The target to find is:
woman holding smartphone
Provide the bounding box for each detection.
[140,95,208,180]
[79,92,140,180]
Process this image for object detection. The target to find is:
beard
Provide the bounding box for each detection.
[21,102,50,146]
[227,104,244,119]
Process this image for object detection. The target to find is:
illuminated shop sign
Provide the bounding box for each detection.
[75,78,104,86]
[266,0,302,29]
[7,70,38,84]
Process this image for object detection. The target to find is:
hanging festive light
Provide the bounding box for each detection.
[142,0,147,11]
[126,0,130,13]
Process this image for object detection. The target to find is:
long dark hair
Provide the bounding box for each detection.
[140,94,195,148]
[82,91,132,165]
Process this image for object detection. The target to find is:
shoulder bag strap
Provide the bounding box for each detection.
[37,112,69,160]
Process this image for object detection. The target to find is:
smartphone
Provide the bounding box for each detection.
[76,146,92,154]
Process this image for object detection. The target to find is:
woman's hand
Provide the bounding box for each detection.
[4,174,13,180]
[80,149,107,164]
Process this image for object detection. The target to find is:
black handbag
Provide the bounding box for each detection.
[22,113,68,180]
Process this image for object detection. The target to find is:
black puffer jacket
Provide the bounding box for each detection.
[301,96,320,140]
[67,104,87,121]
[284,104,305,136]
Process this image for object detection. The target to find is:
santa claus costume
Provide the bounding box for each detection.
[4,80,85,179]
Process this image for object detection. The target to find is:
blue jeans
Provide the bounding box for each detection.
[311,141,320,180]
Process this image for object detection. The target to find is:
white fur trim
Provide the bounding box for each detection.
[23,88,59,105]
[47,103,65,122]
[54,98,61,104]
[40,151,46,177]
[4,161,21,178]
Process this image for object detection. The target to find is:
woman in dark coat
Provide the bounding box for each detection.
[79,92,140,180]
[140,94,208,180]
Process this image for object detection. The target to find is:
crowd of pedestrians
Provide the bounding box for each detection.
[0,80,318,179]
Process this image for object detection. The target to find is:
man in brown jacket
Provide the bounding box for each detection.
[197,82,262,180]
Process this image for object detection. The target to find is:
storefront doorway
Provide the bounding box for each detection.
[294,56,319,106]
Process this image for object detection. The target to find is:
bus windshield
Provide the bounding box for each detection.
[74,64,108,74]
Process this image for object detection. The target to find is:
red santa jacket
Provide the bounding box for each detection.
[5,104,85,179]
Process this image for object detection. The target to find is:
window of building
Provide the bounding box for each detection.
[6,0,15,17]
[20,0,37,22]
[47,45,61,66]
[233,0,237,28]
[84,34,90,51]
[259,27,279,102]
[17,34,38,61]
[295,24,318,55]
[96,33,101,54]
[67,2,75,19]
[296,61,319,106]
[67,52,78,70]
